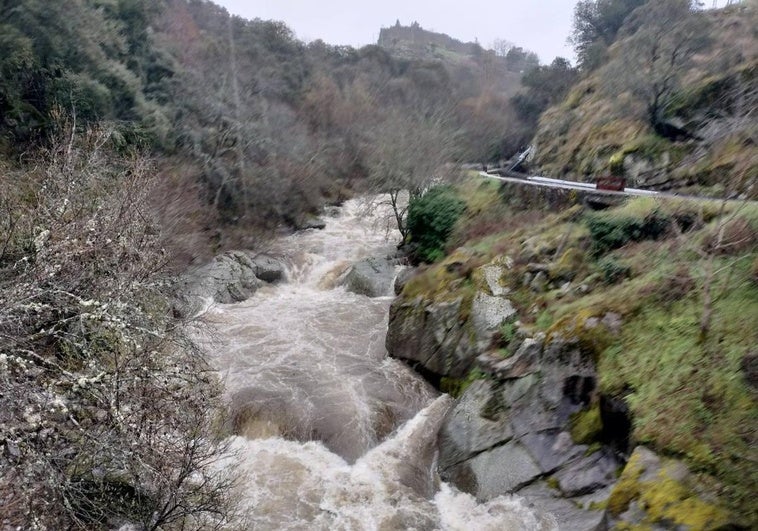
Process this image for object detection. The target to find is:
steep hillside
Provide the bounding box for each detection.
[532,2,757,198]
[388,176,758,528]
[377,21,532,95]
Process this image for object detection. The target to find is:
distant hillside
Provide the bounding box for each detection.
[378,20,478,59]
[377,20,539,73]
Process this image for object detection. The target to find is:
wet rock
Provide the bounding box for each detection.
[299,215,327,230]
[465,441,542,499]
[477,338,542,380]
[517,482,607,531]
[438,380,513,470]
[387,297,477,379]
[555,450,618,497]
[437,332,624,524]
[394,267,416,295]
[520,431,585,474]
[343,256,397,297]
[251,254,285,283]
[173,250,263,317]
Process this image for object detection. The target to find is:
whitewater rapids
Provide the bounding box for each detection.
[202,197,556,530]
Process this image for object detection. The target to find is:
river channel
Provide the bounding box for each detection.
[203,197,555,530]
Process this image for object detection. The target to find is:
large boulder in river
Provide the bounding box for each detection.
[173,251,284,317]
[251,254,285,283]
[387,296,478,379]
[343,256,397,297]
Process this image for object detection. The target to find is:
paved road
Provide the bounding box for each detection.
[479,171,755,204]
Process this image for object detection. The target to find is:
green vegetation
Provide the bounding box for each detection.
[407,186,466,263]
[608,450,732,529]
[570,404,604,445]
[440,368,489,399]
[585,204,670,255]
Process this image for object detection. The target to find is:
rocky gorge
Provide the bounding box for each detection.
[174,184,756,530]
[381,180,756,530]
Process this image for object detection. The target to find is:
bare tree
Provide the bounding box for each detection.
[491,38,514,58]
[608,0,709,128]
[366,110,460,239]
[0,125,236,530]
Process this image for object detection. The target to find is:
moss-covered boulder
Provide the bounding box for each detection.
[605,446,737,530]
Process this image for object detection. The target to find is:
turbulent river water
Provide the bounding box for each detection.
[202,197,555,530]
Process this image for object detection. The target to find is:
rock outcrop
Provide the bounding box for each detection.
[437,333,619,531]
[601,446,737,530]
[386,290,517,379]
[173,251,285,317]
[342,256,398,297]
[385,256,627,530]
[386,256,518,380]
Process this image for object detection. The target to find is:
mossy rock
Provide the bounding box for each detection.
[607,447,734,530]
[546,308,613,362]
[550,247,585,282]
[570,403,603,444]
[440,368,487,399]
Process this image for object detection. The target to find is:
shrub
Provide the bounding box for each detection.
[599,257,632,284]
[406,186,466,263]
[585,209,670,255]
[0,127,234,530]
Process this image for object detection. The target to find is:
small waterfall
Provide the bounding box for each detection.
[203,197,555,529]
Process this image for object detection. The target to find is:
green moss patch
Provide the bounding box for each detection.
[608,451,732,530]
[547,308,613,362]
[570,404,604,445]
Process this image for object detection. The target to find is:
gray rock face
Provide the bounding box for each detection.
[299,216,327,230]
[470,292,517,344]
[386,297,477,379]
[518,482,607,531]
[555,450,618,497]
[481,263,510,296]
[394,267,416,295]
[477,337,542,380]
[437,334,621,524]
[465,441,542,498]
[251,254,285,283]
[385,262,624,524]
[174,251,285,317]
[438,380,514,470]
[343,256,397,297]
[387,289,517,379]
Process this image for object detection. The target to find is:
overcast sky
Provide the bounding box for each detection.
[213,1,579,64]
[213,1,735,64]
